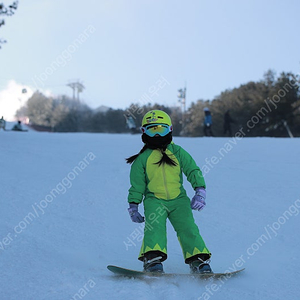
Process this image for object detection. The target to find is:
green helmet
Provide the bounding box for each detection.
[141,110,172,127]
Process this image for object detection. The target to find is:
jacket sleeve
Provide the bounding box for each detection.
[128,156,146,204]
[179,147,206,189]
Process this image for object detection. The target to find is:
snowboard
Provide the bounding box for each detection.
[5,129,28,132]
[107,265,245,279]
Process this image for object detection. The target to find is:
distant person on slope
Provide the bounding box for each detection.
[125,114,137,134]
[12,120,23,131]
[0,116,6,131]
[203,107,214,137]
[223,110,235,137]
[126,109,212,274]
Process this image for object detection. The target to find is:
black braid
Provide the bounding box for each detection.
[126,145,148,164]
[126,132,177,166]
[154,148,177,166]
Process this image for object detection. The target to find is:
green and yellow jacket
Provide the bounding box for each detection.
[128,142,206,204]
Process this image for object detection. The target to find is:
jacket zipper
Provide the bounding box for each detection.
[162,164,170,199]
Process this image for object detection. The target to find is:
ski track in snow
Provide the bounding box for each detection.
[0,131,300,300]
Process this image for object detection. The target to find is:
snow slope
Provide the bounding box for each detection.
[0,131,300,300]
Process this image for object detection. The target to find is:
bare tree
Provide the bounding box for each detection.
[0,1,18,48]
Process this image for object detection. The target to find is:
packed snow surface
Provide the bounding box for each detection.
[0,131,299,300]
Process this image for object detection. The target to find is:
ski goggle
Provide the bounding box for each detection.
[141,123,172,137]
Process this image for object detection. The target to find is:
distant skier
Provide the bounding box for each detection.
[126,110,212,274]
[203,107,214,137]
[125,114,137,134]
[223,110,235,137]
[0,116,6,131]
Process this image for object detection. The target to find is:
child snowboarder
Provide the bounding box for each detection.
[126,110,212,273]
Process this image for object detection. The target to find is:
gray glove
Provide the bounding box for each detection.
[128,203,145,223]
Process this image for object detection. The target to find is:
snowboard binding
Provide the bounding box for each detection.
[189,257,212,274]
[143,256,164,273]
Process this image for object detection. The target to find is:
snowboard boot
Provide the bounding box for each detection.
[143,256,164,273]
[189,257,212,274]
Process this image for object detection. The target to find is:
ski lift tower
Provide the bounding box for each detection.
[67,80,85,101]
[178,85,187,131]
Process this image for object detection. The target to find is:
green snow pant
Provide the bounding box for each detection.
[138,195,211,264]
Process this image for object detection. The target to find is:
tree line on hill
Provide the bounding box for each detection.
[16,70,300,137]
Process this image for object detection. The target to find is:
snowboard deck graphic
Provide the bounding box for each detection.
[107,265,245,279]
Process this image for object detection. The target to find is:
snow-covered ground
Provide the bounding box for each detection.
[0,131,299,300]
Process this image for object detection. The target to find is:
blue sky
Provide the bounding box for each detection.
[0,0,300,119]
